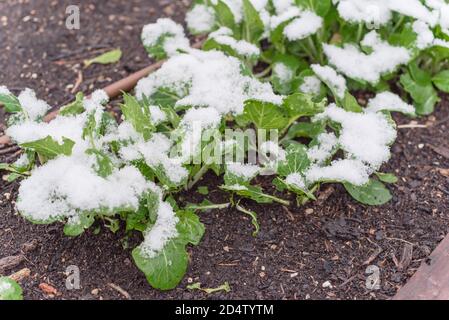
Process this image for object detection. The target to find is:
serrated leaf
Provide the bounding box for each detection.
[21,136,75,160]
[60,92,85,116]
[84,49,122,67]
[344,179,392,206]
[0,277,23,300]
[242,0,264,43]
[121,93,155,140]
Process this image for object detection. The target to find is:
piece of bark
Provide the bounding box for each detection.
[0,254,25,273]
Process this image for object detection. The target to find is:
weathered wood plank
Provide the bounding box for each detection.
[393,234,449,300]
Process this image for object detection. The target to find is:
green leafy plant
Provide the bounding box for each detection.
[2,0,446,291]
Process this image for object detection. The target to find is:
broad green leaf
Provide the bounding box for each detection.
[285,121,325,140]
[283,93,326,120]
[340,91,363,113]
[132,239,189,290]
[344,179,392,206]
[146,88,181,109]
[21,136,75,160]
[375,172,398,184]
[60,92,85,116]
[432,70,449,93]
[176,210,205,246]
[121,93,155,140]
[63,212,95,237]
[238,100,288,130]
[0,92,21,113]
[126,191,160,232]
[271,54,301,94]
[242,0,264,43]
[277,143,310,177]
[84,49,122,67]
[400,73,439,115]
[0,277,23,300]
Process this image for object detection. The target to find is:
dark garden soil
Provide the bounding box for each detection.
[0,0,449,300]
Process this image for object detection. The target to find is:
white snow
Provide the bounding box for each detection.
[336,0,392,26]
[366,92,415,115]
[0,85,11,95]
[315,104,396,169]
[272,0,294,15]
[186,4,216,34]
[149,105,166,125]
[307,132,338,164]
[139,199,179,258]
[17,154,151,222]
[270,6,301,29]
[311,64,347,99]
[283,11,323,41]
[323,31,411,84]
[209,27,260,57]
[227,162,260,180]
[135,49,282,115]
[273,62,294,83]
[141,18,190,58]
[306,159,370,185]
[300,75,322,95]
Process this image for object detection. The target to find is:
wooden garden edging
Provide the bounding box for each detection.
[393,234,449,300]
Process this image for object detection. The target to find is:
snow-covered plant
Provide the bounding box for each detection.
[0,4,434,290]
[186,0,449,115]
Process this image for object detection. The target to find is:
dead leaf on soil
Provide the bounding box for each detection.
[9,268,31,282]
[398,244,413,271]
[428,145,449,160]
[436,168,449,178]
[0,254,25,273]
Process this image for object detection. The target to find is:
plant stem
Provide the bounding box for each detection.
[255,66,272,78]
[187,165,209,190]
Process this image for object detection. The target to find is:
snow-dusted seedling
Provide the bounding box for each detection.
[2,0,447,291]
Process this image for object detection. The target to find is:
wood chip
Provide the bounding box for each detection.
[436,168,449,178]
[398,244,414,271]
[108,283,131,300]
[362,247,383,266]
[9,268,31,282]
[0,254,25,273]
[428,145,449,160]
[39,283,59,295]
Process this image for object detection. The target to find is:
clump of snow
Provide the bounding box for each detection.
[141,18,190,58]
[120,131,189,185]
[300,75,322,95]
[17,88,50,121]
[83,89,109,113]
[186,4,216,34]
[272,0,295,15]
[227,162,260,180]
[0,85,11,95]
[270,6,301,29]
[17,154,151,222]
[336,0,392,26]
[366,92,415,115]
[149,105,166,125]
[273,62,293,83]
[260,141,286,162]
[283,11,323,41]
[136,49,282,115]
[311,64,347,99]
[412,20,449,49]
[315,104,396,169]
[139,199,179,258]
[306,159,370,185]
[389,0,438,26]
[285,172,306,189]
[323,31,411,84]
[209,27,260,57]
[307,132,338,164]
